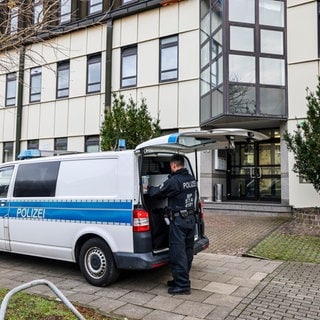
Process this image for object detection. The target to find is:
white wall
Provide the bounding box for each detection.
[112,0,200,130]
[0,25,108,155]
[287,0,320,207]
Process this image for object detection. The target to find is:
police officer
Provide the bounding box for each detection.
[148,154,197,295]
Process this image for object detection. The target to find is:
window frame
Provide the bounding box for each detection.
[56,60,70,98]
[88,0,103,15]
[85,135,99,152]
[87,54,101,94]
[33,0,44,25]
[3,142,14,163]
[159,35,179,82]
[13,162,60,198]
[27,139,39,149]
[121,46,137,88]
[54,137,68,151]
[5,72,17,106]
[9,6,19,34]
[60,0,72,24]
[30,67,42,103]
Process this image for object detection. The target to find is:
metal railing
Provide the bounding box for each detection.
[0,279,85,320]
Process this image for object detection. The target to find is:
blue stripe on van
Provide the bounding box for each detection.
[5,199,133,225]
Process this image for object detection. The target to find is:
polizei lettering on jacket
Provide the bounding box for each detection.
[182,181,197,189]
[16,208,46,219]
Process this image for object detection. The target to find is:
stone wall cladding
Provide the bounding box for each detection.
[294,207,320,228]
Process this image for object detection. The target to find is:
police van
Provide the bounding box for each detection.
[0,129,267,286]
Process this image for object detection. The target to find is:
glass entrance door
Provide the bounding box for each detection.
[227,137,281,202]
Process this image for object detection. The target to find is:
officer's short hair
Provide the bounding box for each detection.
[170,154,184,167]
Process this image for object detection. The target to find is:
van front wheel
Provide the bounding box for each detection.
[79,238,120,286]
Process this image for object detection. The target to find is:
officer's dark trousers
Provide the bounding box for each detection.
[169,214,195,288]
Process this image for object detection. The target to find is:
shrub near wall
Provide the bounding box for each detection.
[295,207,320,228]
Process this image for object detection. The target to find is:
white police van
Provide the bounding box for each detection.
[0,129,267,286]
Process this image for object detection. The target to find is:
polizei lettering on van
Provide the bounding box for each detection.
[16,207,46,219]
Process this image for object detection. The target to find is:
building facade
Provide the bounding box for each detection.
[0,0,319,208]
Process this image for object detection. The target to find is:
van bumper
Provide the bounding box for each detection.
[114,251,170,270]
[114,236,209,270]
[193,235,209,255]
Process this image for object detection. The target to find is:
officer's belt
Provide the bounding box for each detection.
[172,210,194,218]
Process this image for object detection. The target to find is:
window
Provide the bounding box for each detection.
[85,135,99,152]
[87,54,101,93]
[13,162,59,197]
[229,0,255,24]
[33,0,43,25]
[3,142,14,163]
[60,0,71,23]
[57,61,70,98]
[6,73,17,106]
[54,137,67,151]
[10,6,19,34]
[0,166,14,198]
[121,46,137,88]
[30,67,42,102]
[89,0,103,14]
[27,139,39,149]
[160,35,178,82]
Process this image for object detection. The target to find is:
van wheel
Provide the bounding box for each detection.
[79,238,120,287]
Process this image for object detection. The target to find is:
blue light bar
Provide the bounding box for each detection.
[17,149,41,160]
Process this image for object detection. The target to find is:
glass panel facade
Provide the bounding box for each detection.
[259,0,284,27]
[260,58,285,85]
[200,0,286,125]
[229,85,256,115]
[229,0,255,23]
[260,87,285,115]
[200,0,223,120]
[261,29,283,54]
[229,55,255,83]
[230,26,254,52]
[212,88,223,117]
[212,30,222,58]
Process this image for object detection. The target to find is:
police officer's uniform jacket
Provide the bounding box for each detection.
[148,168,197,214]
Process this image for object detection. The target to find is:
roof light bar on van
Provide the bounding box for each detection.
[17,149,41,160]
[17,149,82,160]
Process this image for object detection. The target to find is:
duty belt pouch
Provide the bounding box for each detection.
[180,210,189,218]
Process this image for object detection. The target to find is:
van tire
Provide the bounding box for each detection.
[79,238,120,287]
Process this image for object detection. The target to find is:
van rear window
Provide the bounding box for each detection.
[14,162,60,197]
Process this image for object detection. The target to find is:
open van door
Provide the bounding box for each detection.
[135,128,269,153]
[135,128,269,254]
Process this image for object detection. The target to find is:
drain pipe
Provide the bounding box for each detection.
[104,21,113,113]
[15,46,25,160]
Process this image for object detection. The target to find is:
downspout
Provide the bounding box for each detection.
[15,46,25,160]
[105,21,113,113]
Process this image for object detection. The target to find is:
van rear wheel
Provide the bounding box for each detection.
[79,238,119,286]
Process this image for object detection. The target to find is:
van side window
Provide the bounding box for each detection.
[14,162,60,197]
[0,166,14,198]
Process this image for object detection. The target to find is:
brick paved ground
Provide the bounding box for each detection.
[204,213,290,256]
[1,213,319,320]
[226,262,320,320]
